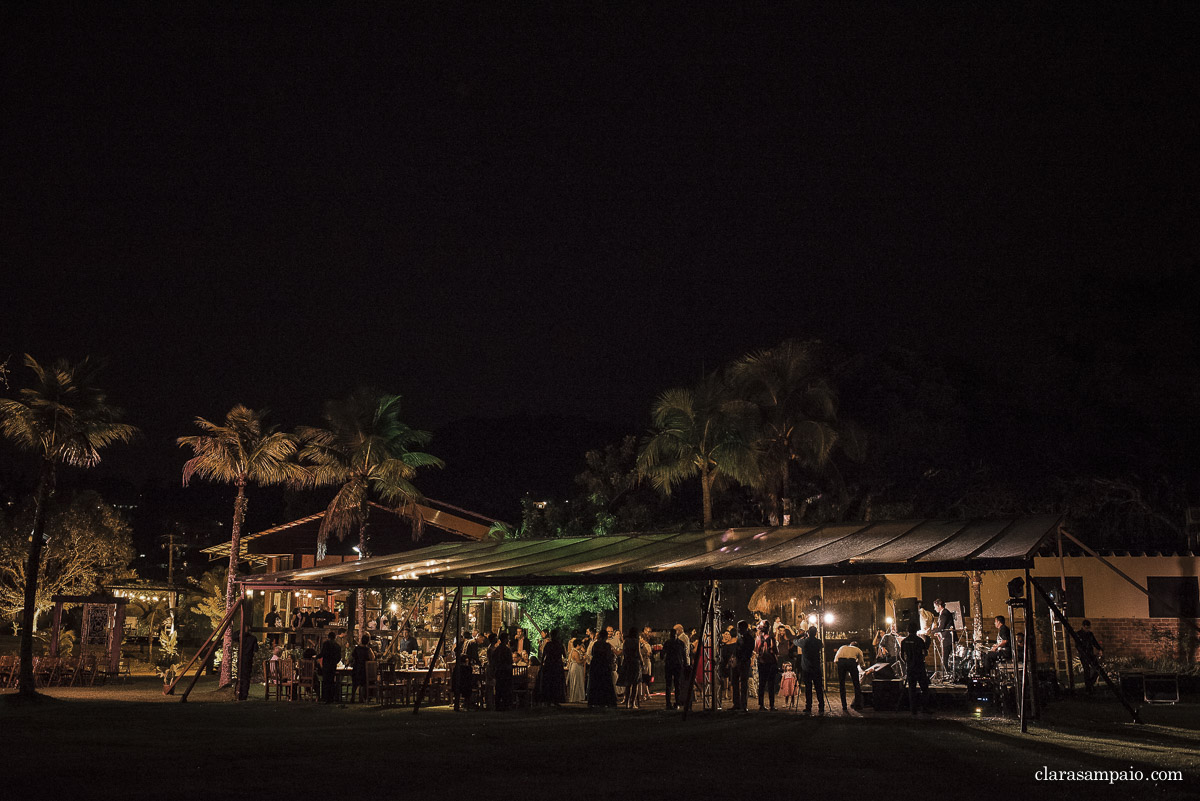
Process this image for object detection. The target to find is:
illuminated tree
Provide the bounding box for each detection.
[177,405,305,688]
[0,355,138,697]
[299,390,443,637]
[0,491,135,627]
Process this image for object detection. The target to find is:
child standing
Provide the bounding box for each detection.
[779,660,798,709]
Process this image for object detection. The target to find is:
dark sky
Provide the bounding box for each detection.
[3,5,1198,493]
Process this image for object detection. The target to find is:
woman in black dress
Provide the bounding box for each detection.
[539,630,566,706]
[622,626,642,708]
[587,630,618,707]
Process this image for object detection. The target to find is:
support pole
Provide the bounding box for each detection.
[1030,581,1142,725]
[50,602,64,658]
[1025,566,1040,722]
[705,582,715,714]
[414,586,461,714]
[167,598,242,700]
[618,583,624,636]
[381,588,426,661]
[681,580,716,722]
[1056,529,1076,694]
[237,589,247,697]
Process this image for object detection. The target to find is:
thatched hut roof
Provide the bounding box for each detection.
[748,575,897,614]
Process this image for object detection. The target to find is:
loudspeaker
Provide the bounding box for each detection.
[894,597,918,630]
[871,678,903,710]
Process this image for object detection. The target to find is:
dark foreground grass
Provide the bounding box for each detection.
[3,678,1197,801]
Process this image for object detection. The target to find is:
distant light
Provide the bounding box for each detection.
[389,603,398,613]
[885,617,894,626]
[823,612,834,625]
[807,614,817,625]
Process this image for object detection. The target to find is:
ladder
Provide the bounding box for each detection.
[1049,616,1072,688]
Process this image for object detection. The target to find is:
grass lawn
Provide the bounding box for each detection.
[3,678,1197,800]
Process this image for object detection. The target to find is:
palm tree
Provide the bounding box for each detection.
[177,405,306,688]
[0,355,138,697]
[298,389,443,637]
[636,371,757,528]
[730,339,841,525]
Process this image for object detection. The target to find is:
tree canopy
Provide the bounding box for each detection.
[0,491,135,624]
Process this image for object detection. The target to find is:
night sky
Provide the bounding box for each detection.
[3,6,1198,518]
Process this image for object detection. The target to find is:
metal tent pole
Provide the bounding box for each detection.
[1025,566,1040,723]
[1030,581,1142,725]
[681,580,715,721]
[1056,528,1077,694]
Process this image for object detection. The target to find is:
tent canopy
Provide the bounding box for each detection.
[240,516,1062,590]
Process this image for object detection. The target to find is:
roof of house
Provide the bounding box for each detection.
[202,499,495,565]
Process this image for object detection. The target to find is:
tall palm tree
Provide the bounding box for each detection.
[636,371,757,528]
[298,389,443,637]
[177,405,306,688]
[0,355,138,697]
[730,339,841,525]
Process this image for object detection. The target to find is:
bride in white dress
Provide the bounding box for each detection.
[566,638,586,703]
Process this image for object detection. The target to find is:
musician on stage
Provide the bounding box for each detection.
[982,615,1011,673]
[930,599,956,667]
[917,602,935,637]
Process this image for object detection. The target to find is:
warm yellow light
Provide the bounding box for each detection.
[389,603,398,612]
[807,614,817,625]
[824,612,834,625]
[885,616,894,626]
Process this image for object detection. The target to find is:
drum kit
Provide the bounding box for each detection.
[930,630,985,684]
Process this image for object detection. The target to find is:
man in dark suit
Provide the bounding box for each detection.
[318,630,342,703]
[800,625,825,716]
[931,599,956,673]
[662,627,686,709]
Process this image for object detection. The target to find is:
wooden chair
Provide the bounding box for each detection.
[378,663,400,706]
[298,659,317,701]
[362,660,379,703]
[78,653,98,686]
[0,655,16,687]
[265,659,297,700]
[60,657,80,686]
[92,656,111,686]
[35,656,60,687]
[512,664,533,708]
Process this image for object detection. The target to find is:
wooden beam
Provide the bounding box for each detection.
[165,599,242,700]
[413,587,461,714]
[1060,527,1200,637]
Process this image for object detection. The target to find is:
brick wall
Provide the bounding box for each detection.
[1084,618,1200,662]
